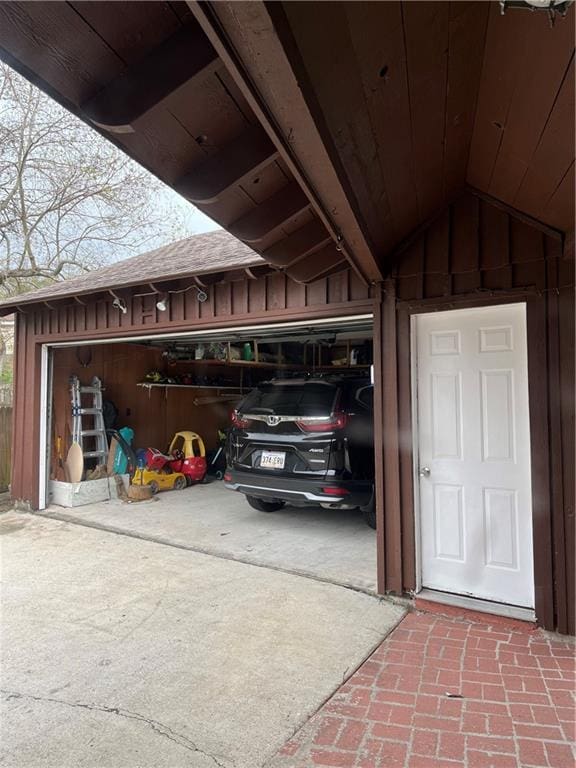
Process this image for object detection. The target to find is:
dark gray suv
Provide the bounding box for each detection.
[224,377,376,528]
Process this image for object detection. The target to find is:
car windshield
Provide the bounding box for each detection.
[239,382,337,416]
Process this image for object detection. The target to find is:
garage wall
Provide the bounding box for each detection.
[51,344,240,477]
[373,192,575,634]
[9,194,574,633]
[11,267,374,508]
[30,269,373,340]
[52,345,162,477]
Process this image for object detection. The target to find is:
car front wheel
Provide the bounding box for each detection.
[246,496,285,513]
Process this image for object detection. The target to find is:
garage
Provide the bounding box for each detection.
[4,186,576,632]
[0,0,574,636]
[10,235,376,591]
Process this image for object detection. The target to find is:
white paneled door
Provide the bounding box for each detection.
[415,304,534,608]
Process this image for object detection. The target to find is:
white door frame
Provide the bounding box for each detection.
[38,343,52,510]
[410,301,536,621]
[410,313,423,594]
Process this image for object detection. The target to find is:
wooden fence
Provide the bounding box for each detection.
[0,405,12,492]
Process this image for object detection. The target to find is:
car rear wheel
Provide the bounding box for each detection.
[361,493,376,529]
[173,476,186,491]
[246,496,285,513]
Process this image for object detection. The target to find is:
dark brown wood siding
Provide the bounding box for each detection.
[10,267,374,506]
[377,192,574,634]
[8,194,574,634]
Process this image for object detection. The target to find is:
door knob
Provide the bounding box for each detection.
[419,466,431,477]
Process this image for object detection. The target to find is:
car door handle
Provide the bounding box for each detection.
[419,466,431,478]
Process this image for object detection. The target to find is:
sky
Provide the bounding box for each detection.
[154,186,220,239]
[1,59,221,273]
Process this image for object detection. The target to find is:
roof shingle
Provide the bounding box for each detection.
[0,230,263,311]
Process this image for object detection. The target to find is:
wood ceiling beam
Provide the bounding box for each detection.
[262,218,331,268]
[228,182,310,243]
[243,265,274,279]
[467,186,564,242]
[82,24,218,133]
[175,125,278,204]
[188,1,382,284]
[193,272,225,288]
[285,244,347,283]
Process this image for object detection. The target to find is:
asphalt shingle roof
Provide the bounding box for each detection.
[0,230,263,311]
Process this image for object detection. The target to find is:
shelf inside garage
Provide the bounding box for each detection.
[48,316,375,484]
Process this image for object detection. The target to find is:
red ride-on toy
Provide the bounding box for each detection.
[168,431,207,485]
[132,447,187,493]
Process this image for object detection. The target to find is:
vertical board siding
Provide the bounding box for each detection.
[306,279,328,306]
[215,282,232,317]
[527,294,555,631]
[387,192,574,634]
[558,256,575,634]
[266,273,287,311]
[0,406,12,491]
[382,280,402,593]
[546,251,567,634]
[397,310,416,591]
[7,199,573,633]
[184,289,200,322]
[248,279,266,314]
[9,268,374,510]
[372,285,386,595]
[231,281,248,316]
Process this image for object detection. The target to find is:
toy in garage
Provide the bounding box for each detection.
[167,431,207,484]
[132,447,187,494]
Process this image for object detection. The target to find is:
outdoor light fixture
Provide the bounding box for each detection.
[194,286,208,303]
[499,0,573,24]
[112,297,127,314]
[133,282,209,304]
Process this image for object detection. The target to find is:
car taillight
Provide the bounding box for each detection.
[224,472,232,482]
[231,410,251,429]
[296,412,347,432]
[322,487,350,496]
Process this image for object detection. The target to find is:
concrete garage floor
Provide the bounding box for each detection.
[0,511,405,768]
[40,481,378,592]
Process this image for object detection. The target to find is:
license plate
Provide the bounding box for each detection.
[260,450,285,469]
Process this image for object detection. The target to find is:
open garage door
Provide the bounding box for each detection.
[43,315,377,591]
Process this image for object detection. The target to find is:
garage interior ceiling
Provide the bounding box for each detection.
[137,317,374,348]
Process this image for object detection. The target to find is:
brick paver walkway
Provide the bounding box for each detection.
[270,611,575,768]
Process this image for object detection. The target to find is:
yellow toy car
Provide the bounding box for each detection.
[168,431,207,484]
[132,466,187,494]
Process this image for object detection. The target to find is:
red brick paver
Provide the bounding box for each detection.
[270,612,575,768]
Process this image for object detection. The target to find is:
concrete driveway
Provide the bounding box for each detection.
[40,481,377,591]
[0,511,404,768]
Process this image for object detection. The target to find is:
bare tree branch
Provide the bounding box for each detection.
[0,61,197,298]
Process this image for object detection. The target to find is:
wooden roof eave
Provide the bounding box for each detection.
[187,0,383,286]
[0,2,379,287]
[0,265,263,315]
[82,24,219,133]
